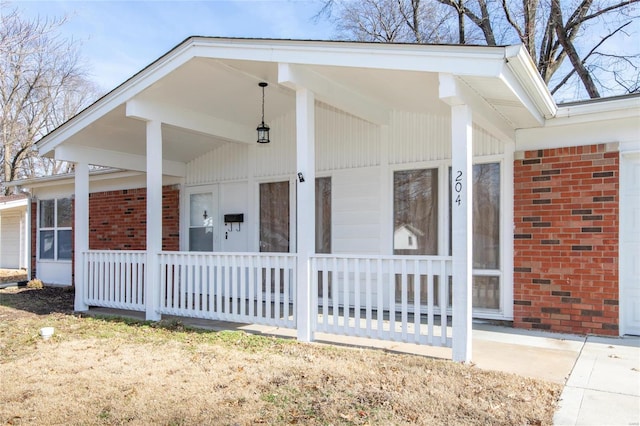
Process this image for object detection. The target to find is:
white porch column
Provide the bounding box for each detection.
[439,73,473,363]
[145,120,162,321]
[450,104,473,363]
[74,161,89,311]
[295,88,315,342]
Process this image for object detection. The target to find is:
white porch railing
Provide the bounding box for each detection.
[80,251,453,349]
[311,255,453,347]
[83,250,146,311]
[158,252,297,329]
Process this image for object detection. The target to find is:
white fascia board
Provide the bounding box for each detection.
[37,39,200,156]
[54,145,186,177]
[515,116,639,151]
[126,99,254,143]
[192,37,507,76]
[503,45,557,121]
[439,73,515,141]
[278,63,390,125]
[0,198,28,210]
[552,95,640,125]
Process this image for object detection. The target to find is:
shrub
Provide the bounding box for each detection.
[26,279,44,289]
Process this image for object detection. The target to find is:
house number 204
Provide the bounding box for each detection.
[454,170,463,206]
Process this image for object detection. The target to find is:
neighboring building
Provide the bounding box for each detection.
[14,38,639,360]
[0,195,28,270]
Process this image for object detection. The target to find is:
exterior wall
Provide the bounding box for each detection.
[30,201,37,279]
[30,185,180,284]
[88,185,180,251]
[513,144,619,335]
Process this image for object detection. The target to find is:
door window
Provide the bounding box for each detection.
[189,192,214,251]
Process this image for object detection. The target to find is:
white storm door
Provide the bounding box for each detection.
[188,187,218,252]
[621,152,640,336]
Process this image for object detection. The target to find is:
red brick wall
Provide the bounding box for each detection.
[88,185,180,251]
[514,144,619,335]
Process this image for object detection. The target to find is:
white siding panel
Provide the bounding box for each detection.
[316,103,381,172]
[254,110,296,178]
[473,124,505,156]
[389,111,451,164]
[186,143,248,184]
[388,112,505,165]
[332,167,381,255]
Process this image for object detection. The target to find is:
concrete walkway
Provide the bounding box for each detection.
[553,335,640,426]
[89,308,640,425]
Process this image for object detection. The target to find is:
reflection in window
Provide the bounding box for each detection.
[393,168,438,255]
[393,169,438,304]
[39,230,55,259]
[448,163,502,310]
[316,177,332,298]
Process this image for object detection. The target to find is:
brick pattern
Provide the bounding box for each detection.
[514,144,619,335]
[89,185,180,251]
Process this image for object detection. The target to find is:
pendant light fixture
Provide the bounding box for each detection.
[256,82,270,144]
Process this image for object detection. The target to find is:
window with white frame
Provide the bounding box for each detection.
[39,198,72,261]
[449,162,501,310]
[391,162,503,311]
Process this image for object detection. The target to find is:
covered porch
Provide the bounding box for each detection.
[36,38,555,362]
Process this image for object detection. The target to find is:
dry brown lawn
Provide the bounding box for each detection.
[0,287,561,425]
[0,268,27,284]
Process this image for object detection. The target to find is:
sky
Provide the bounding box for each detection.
[13,0,336,91]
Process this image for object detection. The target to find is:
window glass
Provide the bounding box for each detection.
[189,228,213,252]
[39,230,55,259]
[189,193,214,251]
[473,276,500,309]
[190,193,213,227]
[472,163,500,269]
[315,177,331,254]
[57,198,72,228]
[393,168,438,255]
[40,200,55,228]
[259,181,290,253]
[57,230,72,260]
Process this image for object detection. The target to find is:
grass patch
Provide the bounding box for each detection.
[0,287,561,425]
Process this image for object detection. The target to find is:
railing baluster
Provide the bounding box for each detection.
[413,258,420,344]
[401,258,408,341]
[354,258,361,336]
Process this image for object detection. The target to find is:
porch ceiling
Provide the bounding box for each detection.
[42,38,555,171]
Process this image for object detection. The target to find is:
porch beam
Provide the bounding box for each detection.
[54,145,186,177]
[74,161,89,312]
[126,99,255,144]
[295,88,316,342]
[440,74,473,363]
[439,73,515,142]
[145,120,162,321]
[278,63,390,125]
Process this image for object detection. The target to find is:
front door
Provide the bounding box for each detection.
[188,187,218,252]
[621,152,640,336]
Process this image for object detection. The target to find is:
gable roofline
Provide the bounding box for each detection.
[36,36,557,157]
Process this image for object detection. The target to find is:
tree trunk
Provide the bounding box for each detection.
[551,0,600,97]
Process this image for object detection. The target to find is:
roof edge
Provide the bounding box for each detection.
[504,45,557,120]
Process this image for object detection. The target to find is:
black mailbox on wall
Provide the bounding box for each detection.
[224,214,244,223]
